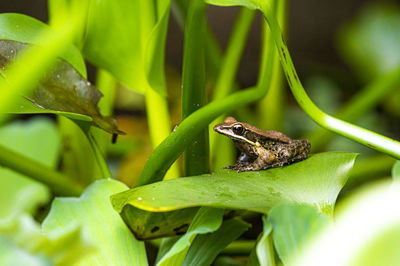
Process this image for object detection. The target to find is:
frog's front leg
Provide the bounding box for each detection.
[236,147,275,172]
[223,153,250,170]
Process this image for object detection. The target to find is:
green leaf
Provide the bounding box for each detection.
[42,179,148,266]
[0,13,86,77]
[71,0,171,95]
[338,3,400,80]
[0,213,94,265]
[392,161,400,181]
[156,207,224,266]
[268,203,330,265]
[0,39,121,134]
[294,181,400,266]
[0,237,50,266]
[58,117,102,185]
[255,216,275,266]
[0,118,58,219]
[113,152,357,217]
[119,206,199,240]
[182,218,250,266]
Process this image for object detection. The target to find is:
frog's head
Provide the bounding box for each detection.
[213,117,258,146]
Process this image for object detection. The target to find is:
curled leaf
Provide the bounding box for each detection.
[0,39,122,134]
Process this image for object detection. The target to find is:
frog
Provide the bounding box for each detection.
[213,117,310,172]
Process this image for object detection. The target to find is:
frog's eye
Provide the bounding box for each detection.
[232,123,244,135]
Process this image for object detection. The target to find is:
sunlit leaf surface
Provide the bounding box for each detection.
[42,179,148,266]
[112,152,356,240]
[113,152,357,216]
[0,39,121,134]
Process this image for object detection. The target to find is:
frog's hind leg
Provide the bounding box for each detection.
[264,152,308,170]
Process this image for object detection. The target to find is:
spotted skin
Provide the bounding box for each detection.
[214,117,310,172]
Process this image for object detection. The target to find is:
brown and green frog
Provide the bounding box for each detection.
[214,117,310,172]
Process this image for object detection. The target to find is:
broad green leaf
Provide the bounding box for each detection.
[182,218,250,266]
[112,152,357,217]
[156,207,224,266]
[0,213,93,265]
[0,118,58,219]
[392,160,400,181]
[255,216,275,266]
[42,179,148,266]
[56,0,171,95]
[294,181,400,266]
[0,39,121,134]
[0,13,86,77]
[338,3,400,80]
[268,203,330,265]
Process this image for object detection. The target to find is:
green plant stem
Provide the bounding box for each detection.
[306,66,400,151]
[181,0,209,176]
[172,0,222,80]
[210,8,255,170]
[260,5,400,159]
[145,86,180,180]
[85,130,112,179]
[0,144,83,196]
[257,0,286,131]
[212,8,256,101]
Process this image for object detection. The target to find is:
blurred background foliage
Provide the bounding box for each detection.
[0,0,400,264]
[0,0,399,194]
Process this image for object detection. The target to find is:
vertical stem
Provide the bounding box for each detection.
[86,130,112,179]
[210,8,255,170]
[257,0,287,131]
[181,0,209,176]
[145,86,181,180]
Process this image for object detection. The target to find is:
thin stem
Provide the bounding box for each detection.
[261,5,400,159]
[306,66,400,151]
[257,0,287,131]
[209,8,255,170]
[145,86,180,180]
[212,8,256,101]
[0,144,83,196]
[86,130,112,179]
